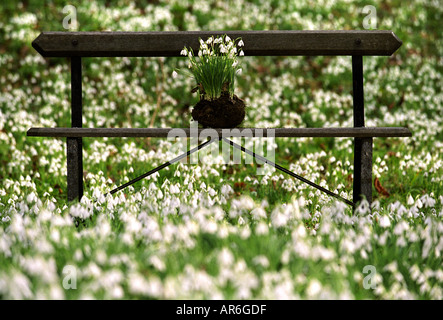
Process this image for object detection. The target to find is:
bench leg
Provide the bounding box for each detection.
[68,57,83,202]
[353,137,373,206]
[67,137,83,202]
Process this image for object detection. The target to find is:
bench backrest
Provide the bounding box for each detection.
[32,30,402,57]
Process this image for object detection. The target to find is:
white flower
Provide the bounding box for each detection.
[180,48,187,56]
[236,68,242,75]
[225,35,231,42]
[250,207,266,219]
[306,280,322,297]
[218,247,234,266]
[407,195,414,205]
[420,194,436,207]
[379,215,391,228]
[169,184,179,194]
[172,71,178,79]
[252,255,269,268]
[239,50,244,56]
[256,222,269,235]
[26,192,37,203]
[149,255,166,271]
[221,184,234,196]
[238,39,244,47]
[206,36,213,44]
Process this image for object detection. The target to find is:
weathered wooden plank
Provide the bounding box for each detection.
[67,57,83,202]
[27,127,412,138]
[353,137,373,205]
[32,30,402,57]
[352,56,365,128]
[67,137,83,202]
[352,55,368,208]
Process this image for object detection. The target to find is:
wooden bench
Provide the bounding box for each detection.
[28,30,411,208]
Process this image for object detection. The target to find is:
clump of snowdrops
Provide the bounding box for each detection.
[175,35,245,100]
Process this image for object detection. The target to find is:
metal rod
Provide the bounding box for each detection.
[108,138,218,195]
[222,137,354,207]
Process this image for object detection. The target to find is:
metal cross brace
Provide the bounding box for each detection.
[107,137,218,195]
[108,137,354,207]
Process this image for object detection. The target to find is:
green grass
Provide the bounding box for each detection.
[0,0,442,300]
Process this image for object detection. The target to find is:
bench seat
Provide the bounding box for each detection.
[27,127,412,138]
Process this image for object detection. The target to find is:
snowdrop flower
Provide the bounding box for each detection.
[252,255,270,268]
[180,48,187,56]
[149,255,166,271]
[394,221,409,235]
[169,184,180,194]
[70,204,92,219]
[255,222,269,235]
[221,184,234,196]
[420,194,436,207]
[271,210,288,228]
[9,272,33,299]
[26,192,37,204]
[225,35,231,42]
[218,247,234,266]
[407,195,415,205]
[355,199,370,215]
[250,207,266,220]
[172,71,178,79]
[239,50,244,56]
[379,215,391,228]
[207,187,217,197]
[306,280,322,297]
[202,220,217,233]
[238,39,244,47]
[236,68,242,75]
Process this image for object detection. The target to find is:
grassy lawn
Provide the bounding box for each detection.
[0,0,442,299]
